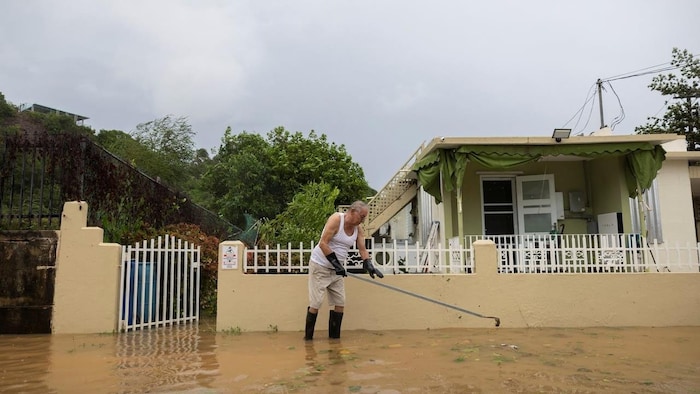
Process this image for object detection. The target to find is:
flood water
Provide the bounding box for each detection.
[1,320,699,393]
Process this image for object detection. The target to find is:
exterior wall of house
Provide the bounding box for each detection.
[587,156,634,232]
[455,160,592,237]
[656,158,697,245]
[386,204,413,242]
[216,240,700,332]
[657,139,697,248]
[52,202,121,334]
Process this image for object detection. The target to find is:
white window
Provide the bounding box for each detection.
[516,174,556,235]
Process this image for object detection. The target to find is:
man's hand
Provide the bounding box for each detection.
[362,258,384,279]
[325,252,347,277]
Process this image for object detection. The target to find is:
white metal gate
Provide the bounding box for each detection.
[118,235,201,332]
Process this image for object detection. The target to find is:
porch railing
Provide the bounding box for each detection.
[243,234,700,275]
[465,233,700,273]
[244,239,473,275]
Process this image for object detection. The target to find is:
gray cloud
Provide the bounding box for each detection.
[1,0,698,189]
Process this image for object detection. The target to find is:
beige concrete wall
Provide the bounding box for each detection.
[52,201,122,334]
[657,159,696,244]
[216,240,700,333]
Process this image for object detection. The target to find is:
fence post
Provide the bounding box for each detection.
[472,240,498,279]
[216,240,246,331]
[53,201,122,334]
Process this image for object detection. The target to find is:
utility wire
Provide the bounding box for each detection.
[601,53,697,82]
[561,83,596,130]
[562,53,698,132]
[607,82,626,131]
[603,66,680,82]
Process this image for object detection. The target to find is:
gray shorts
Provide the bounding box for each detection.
[308,261,345,309]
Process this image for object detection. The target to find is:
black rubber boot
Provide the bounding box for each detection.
[304,307,318,340]
[329,310,344,339]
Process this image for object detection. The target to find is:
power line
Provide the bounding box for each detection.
[603,65,680,82]
[607,82,626,131]
[562,52,698,132]
[561,83,596,130]
[601,53,698,82]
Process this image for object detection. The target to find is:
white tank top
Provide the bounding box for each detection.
[311,213,357,268]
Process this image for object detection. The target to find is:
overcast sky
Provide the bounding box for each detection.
[1,1,698,189]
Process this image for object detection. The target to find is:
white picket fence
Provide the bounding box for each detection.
[244,239,472,275]
[119,235,201,332]
[465,233,700,273]
[244,234,700,275]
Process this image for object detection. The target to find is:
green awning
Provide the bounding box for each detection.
[412,142,666,203]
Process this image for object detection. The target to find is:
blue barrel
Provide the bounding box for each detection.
[122,260,157,325]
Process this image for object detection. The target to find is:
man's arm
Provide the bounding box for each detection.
[358,225,384,278]
[357,226,370,260]
[318,213,340,256]
[318,213,346,276]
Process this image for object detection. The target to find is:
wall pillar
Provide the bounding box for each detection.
[52,201,121,334]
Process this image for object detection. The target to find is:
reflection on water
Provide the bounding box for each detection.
[115,324,218,392]
[0,324,699,393]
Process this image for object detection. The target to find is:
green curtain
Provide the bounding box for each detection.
[624,144,666,198]
[412,142,667,203]
[413,149,469,204]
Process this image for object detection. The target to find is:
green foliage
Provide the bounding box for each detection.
[96,129,167,177]
[636,48,700,150]
[266,127,370,206]
[125,115,199,189]
[222,326,242,335]
[203,128,279,225]
[133,115,196,164]
[257,182,339,245]
[203,126,371,227]
[95,118,214,201]
[0,92,16,119]
[160,223,221,317]
[95,193,157,245]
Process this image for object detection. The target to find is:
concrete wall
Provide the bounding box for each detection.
[657,158,696,245]
[216,240,700,333]
[52,201,122,334]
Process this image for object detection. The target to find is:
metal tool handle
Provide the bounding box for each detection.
[347,272,500,327]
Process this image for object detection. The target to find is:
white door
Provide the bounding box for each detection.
[516,174,556,234]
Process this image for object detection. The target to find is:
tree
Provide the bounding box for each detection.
[202,126,372,227]
[130,115,197,185]
[95,129,177,185]
[257,182,339,245]
[96,115,200,190]
[202,128,279,225]
[636,48,700,150]
[0,92,16,119]
[266,127,370,206]
[133,115,196,163]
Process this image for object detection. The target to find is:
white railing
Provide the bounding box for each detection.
[119,235,201,332]
[244,239,474,275]
[465,233,700,273]
[244,234,700,276]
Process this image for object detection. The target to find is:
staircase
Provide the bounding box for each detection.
[363,144,425,236]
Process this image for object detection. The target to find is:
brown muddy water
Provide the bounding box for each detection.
[0,320,699,393]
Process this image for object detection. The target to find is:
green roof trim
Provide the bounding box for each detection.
[412,142,666,203]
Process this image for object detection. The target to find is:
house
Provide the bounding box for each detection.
[364,131,700,272]
[19,103,89,125]
[216,131,700,331]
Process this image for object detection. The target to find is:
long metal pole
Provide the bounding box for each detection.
[347,273,501,327]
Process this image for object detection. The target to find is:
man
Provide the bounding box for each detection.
[304,200,384,340]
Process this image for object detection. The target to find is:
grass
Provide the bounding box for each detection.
[222,326,242,335]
